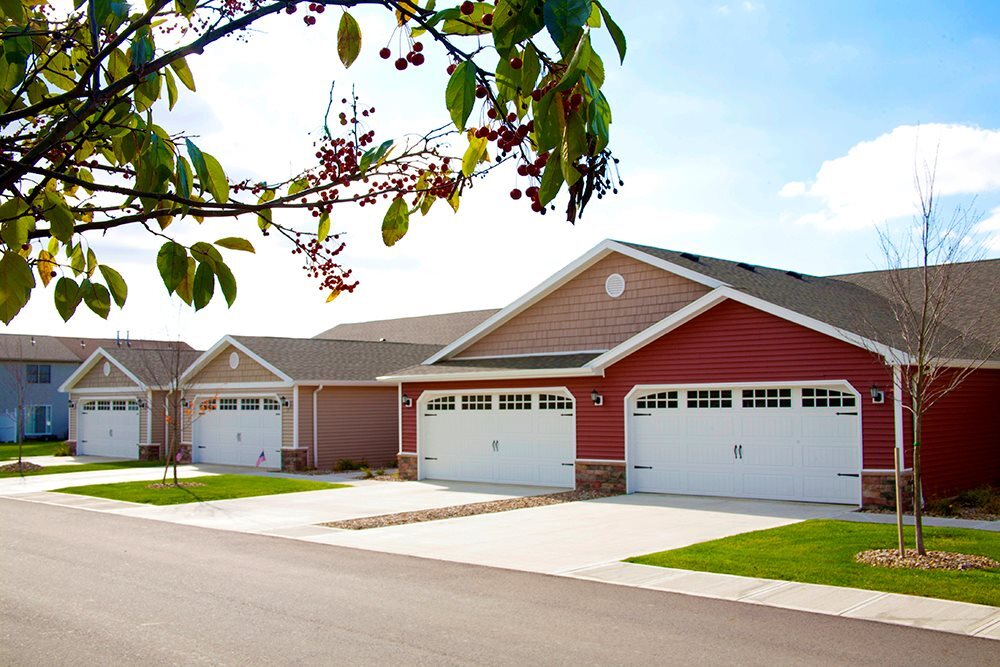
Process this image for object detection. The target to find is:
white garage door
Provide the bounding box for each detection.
[193,397,282,469]
[419,392,575,487]
[628,386,861,504]
[78,399,141,459]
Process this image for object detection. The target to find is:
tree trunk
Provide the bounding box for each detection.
[912,414,925,555]
[894,448,905,556]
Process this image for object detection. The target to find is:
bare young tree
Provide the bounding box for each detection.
[870,160,1000,555]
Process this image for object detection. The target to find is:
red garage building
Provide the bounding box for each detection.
[385,240,1000,507]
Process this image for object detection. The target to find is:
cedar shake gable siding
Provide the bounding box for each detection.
[188,344,283,384]
[74,361,137,389]
[457,253,711,358]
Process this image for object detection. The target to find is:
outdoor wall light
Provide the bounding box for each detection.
[402,394,413,408]
[591,389,603,406]
[280,396,290,407]
[138,399,148,409]
[67,399,75,409]
[870,385,885,404]
[181,399,190,408]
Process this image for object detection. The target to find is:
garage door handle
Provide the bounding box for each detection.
[561,463,574,466]
[734,444,738,459]
[197,445,206,449]
[632,412,651,417]
[739,445,743,459]
[837,411,858,416]
[423,457,438,461]
[561,413,573,417]
[837,473,859,478]
[634,465,653,470]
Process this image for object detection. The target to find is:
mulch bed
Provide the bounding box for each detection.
[860,507,1000,522]
[324,489,619,530]
[0,461,44,473]
[856,549,999,571]
[145,481,206,489]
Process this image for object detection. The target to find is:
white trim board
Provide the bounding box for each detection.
[59,348,148,393]
[180,335,292,385]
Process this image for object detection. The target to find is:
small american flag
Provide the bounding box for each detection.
[256,450,266,467]
[175,451,183,463]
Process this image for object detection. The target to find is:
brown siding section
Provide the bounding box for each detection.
[457,253,710,357]
[75,361,138,389]
[314,386,398,469]
[298,386,316,452]
[150,390,168,444]
[190,345,282,384]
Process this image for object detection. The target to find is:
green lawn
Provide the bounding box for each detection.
[0,459,165,478]
[627,519,1000,607]
[54,474,349,505]
[0,441,67,460]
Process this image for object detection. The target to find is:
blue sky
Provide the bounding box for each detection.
[5,1,1000,348]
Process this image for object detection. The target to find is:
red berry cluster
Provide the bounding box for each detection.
[285,1,324,24]
[293,234,357,296]
[380,41,425,70]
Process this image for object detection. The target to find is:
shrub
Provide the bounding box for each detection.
[53,442,71,456]
[333,459,368,472]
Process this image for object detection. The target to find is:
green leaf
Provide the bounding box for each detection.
[43,191,75,242]
[560,111,587,186]
[337,11,362,69]
[82,280,111,319]
[288,178,310,196]
[539,152,564,206]
[533,91,564,153]
[492,0,545,57]
[156,241,188,295]
[462,133,488,177]
[214,260,237,307]
[186,139,209,193]
[588,89,612,152]
[381,197,410,247]
[190,241,223,268]
[176,155,193,199]
[257,188,275,229]
[555,33,592,91]
[543,0,591,55]
[69,243,85,276]
[0,251,34,324]
[359,139,394,174]
[520,44,541,97]
[192,261,214,311]
[595,0,626,64]
[54,277,82,322]
[175,0,197,17]
[0,216,34,248]
[495,51,520,103]
[98,264,128,308]
[317,212,330,243]
[202,152,229,204]
[445,61,478,131]
[174,257,196,306]
[215,237,255,253]
[86,248,98,277]
[164,68,178,110]
[168,56,196,91]
[0,0,25,22]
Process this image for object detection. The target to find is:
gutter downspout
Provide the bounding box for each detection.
[312,385,325,468]
[292,385,300,449]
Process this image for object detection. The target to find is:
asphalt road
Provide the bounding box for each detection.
[1,498,995,666]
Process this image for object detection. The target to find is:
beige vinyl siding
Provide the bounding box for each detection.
[458,252,711,358]
[68,403,76,440]
[190,345,282,384]
[314,386,398,469]
[75,361,137,389]
[281,402,293,448]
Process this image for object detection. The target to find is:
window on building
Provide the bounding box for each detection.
[686,389,733,409]
[219,398,238,411]
[427,396,456,411]
[262,398,280,411]
[461,395,492,410]
[499,394,532,410]
[538,394,573,411]
[26,364,51,384]
[25,406,52,435]
[802,388,856,408]
[636,391,679,409]
[240,398,261,411]
[741,388,792,408]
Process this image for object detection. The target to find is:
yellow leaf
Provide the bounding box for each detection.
[395,0,419,25]
[326,290,341,303]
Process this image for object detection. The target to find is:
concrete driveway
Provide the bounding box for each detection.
[302,492,851,574]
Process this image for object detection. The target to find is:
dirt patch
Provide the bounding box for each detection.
[0,461,44,473]
[856,549,999,571]
[145,481,206,489]
[324,489,620,530]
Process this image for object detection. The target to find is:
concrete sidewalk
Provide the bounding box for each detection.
[566,561,1000,640]
[842,510,999,532]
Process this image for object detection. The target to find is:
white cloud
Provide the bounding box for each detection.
[780,123,1000,230]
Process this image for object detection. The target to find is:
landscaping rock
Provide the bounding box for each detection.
[855,549,999,571]
[324,489,619,530]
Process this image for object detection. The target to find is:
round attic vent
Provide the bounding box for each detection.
[605,273,626,298]
[102,361,111,376]
[229,351,240,369]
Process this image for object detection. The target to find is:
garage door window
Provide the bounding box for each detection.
[241,398,260,410]
[686,389,732,409]
[96,400,110,411]
[741,388,791,408]
[427,396,455,411]
[538,394,573,410]
[499,394,531,410]
[636,391,678,409]
[461,395,492,410]
[802,388,855,408]
[262,398,280,411]
[219,398,238,411]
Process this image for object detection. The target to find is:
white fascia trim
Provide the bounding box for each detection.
[416,386,575,402]
[291,380,384,387]
[59,348,147,393]
[68,386,146,396]
[186,381,294,391]
[378,366,600,383]
[423,240,729,366]
[179,335,293,385]
[453,349,609,361]
[627,379,861,394]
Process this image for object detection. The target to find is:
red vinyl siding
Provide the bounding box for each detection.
[918,368,1000,498]
[403,300,896,467]
[314,386,398,469]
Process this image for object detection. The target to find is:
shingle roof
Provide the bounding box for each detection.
[314,309,500,345]
[618,242,1000,361]
[56,337,193,361]
[231,336,442,382]
[0,334,193,363]
[102,347,203,387]
[390,353,602,377]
